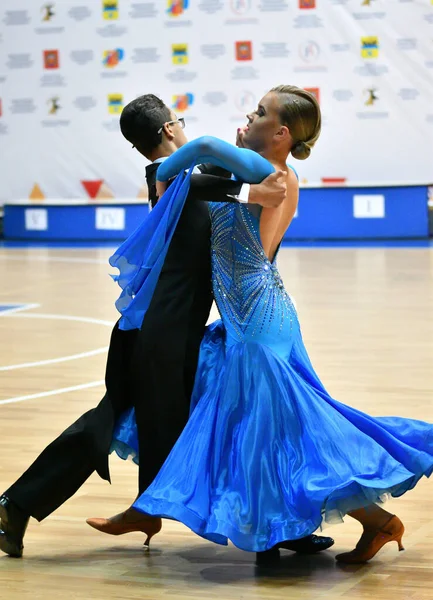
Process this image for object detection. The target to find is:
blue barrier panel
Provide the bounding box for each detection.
[3,203,149,241]
[3,186,429,241]
[286,186,428,240]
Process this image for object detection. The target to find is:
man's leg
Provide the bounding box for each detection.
[0,323,137,556]
[4,396,115,521]
[133,355,190,494]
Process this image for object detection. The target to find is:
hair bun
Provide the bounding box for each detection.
[291,140,311,161]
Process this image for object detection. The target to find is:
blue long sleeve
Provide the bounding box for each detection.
[156,136,275,184]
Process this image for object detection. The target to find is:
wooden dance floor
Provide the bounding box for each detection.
[0,245,432,600]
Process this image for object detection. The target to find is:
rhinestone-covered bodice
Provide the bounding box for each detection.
[210,202,299,357]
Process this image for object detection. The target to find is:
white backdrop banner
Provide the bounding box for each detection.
[0,0,432,202]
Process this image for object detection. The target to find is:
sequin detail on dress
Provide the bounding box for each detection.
[210,202,297,345]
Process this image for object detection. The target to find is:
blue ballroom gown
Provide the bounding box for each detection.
[110,137,433,552]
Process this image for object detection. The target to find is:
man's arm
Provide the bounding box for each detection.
[187,172,286,208]
[188,173,241,203]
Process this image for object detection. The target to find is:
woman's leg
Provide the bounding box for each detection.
[336,504,405,563]
[348,504,395,530]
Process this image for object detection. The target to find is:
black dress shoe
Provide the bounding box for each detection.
[278,534,334,554]
[0,494,30,558]
[255,534,334,565]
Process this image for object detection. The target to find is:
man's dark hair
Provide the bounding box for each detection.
[119,94,172,155]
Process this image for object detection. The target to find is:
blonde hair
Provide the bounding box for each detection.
[271,85,321,160]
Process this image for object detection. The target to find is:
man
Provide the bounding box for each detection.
[0,94,289,559]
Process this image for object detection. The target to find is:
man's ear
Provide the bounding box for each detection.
[163,122,175,141]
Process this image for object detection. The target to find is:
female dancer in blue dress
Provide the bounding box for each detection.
[110,85,432,563]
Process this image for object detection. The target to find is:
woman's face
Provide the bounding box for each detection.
[240,92,283,151]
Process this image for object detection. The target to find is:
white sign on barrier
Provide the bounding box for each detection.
[24,208,48,230]
[95,207,125,230]
[353,195,385,219]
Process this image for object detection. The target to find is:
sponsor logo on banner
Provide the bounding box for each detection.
[47,96,60,114]
[361,37,379,58]
[299,0,316,8]
[41,3,55,21]
[236,41,253,61]
[235,90,255,112]
[364,88,378,105]
[172,94,194,111]
[304,87,320,103]
[43,49,59,69]
[103,0,119,20]
[230,0,252,14]
[167,0,189,17]
[299,41,320,63]
[37,2,64,33]
[107,93,123,114]
[172,44,188,65]
[103,48,124,68]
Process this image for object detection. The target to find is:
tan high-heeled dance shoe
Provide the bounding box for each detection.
[86,508,162,547]
[336,515,405,564]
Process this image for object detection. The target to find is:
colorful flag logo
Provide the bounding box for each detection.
[361,36,379,58]
[108,93,123,114]
[172,44,188,65]
[103,48,124,68]
[236,41,253,61]
[172,94,194,112]
[167,0,189,17]
[103,0,119,20]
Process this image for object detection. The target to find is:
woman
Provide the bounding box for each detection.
[101,85,433,563]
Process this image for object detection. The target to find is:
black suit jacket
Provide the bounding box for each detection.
[123,162,242,491]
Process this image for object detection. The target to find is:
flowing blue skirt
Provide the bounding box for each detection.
[112,320,433,552]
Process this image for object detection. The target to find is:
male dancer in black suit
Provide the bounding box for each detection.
[0,94,293,559]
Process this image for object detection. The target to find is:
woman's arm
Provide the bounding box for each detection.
[156,136,275,184]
